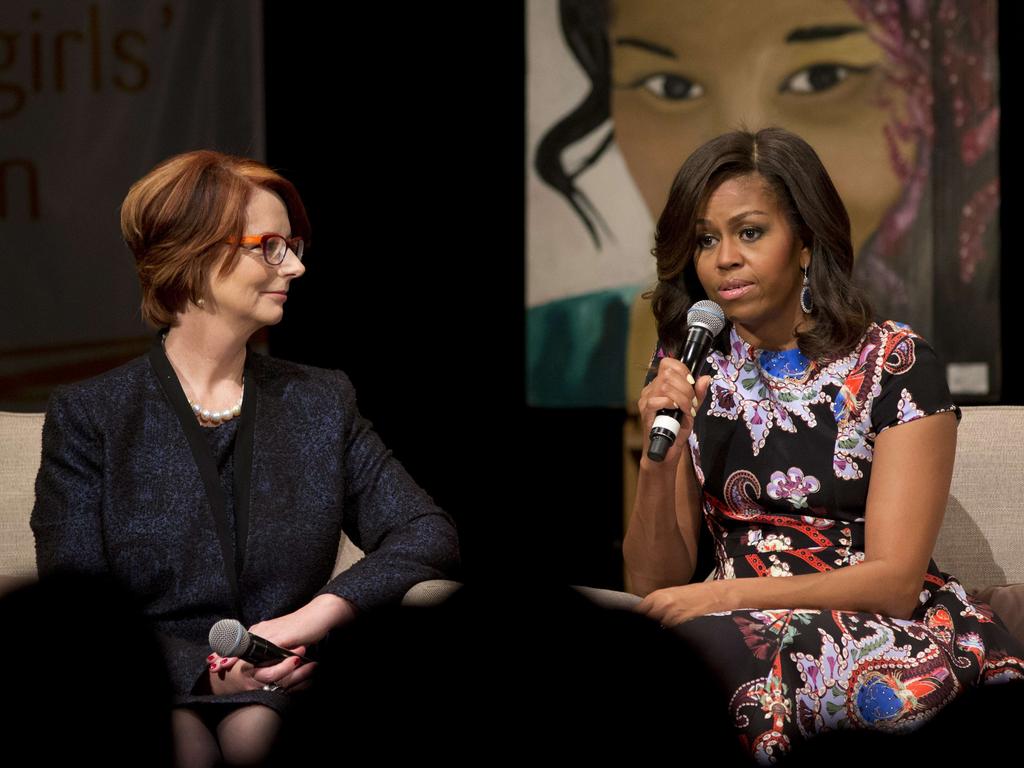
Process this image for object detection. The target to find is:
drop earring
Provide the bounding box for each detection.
[800,266,812,314]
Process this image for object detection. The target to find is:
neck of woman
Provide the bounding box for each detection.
[163,313,249,397]
[733,314,813,352]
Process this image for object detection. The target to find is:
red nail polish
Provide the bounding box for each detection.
[209,664,216,671]
[207,654,215,661]
[294,657,302,665]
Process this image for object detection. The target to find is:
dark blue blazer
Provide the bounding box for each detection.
[31,338,459,707]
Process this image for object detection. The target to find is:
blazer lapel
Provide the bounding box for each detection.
[148,333,252,615]
[233,352,257,573]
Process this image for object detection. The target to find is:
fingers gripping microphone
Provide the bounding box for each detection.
[209,618,306,665]
[647,300,726,462]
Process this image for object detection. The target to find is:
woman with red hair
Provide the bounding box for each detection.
[32,150,459,766]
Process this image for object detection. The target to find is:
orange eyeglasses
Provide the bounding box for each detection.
[236,233,305,266]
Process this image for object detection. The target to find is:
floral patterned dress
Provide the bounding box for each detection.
[651,321,1024,764]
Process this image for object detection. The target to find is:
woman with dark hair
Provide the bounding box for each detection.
[31,150,459,766]
[625,127,1022,763]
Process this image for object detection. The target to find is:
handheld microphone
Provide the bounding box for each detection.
[647,300,726,462]
[208,618,310,665]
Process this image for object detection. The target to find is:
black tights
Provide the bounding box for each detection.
[172,705,281,768]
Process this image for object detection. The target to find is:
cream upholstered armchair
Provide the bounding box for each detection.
[927,406,1024,639]
[0,410,458,605]
[0,411,42,593]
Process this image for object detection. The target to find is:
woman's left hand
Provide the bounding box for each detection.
[635,581,727,627]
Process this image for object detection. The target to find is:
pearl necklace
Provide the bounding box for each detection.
[190,383,244,425]
[162,333,244,425]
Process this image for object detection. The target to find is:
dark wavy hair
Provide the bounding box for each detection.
[649,128,872,362]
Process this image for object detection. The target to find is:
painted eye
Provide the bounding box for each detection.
[739,227,761,241]
[641,73,705,101]
[696,234,717,249]
[780,64,852,94]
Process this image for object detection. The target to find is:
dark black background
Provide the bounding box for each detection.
[263,3,527,583]
[262,2,1023,591]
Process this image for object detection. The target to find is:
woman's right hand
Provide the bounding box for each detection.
[638,358,712,469]
[207,647,317,696]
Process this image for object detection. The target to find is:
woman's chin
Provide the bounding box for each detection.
[254,307,285,327]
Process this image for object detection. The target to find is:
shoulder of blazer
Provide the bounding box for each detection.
[49,352,156,414]
[246,352,360,419]
[248,352,355,394]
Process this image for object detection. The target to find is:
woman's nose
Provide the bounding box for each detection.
[715,237,742,269]
[280,247,305,278]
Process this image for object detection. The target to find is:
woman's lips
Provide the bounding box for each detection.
[718,283,754,301]
[263,291,288,301]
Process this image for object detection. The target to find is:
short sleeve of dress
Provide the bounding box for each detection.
[870,322,962,436]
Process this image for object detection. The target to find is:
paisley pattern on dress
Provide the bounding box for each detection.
[704,321,941,481]
[650,321,1024,764]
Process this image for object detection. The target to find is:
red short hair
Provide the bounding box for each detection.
[120,150,311,328]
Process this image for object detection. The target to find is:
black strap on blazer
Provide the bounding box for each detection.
[148,332,255,616]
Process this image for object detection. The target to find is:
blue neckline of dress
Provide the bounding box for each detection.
[759,347,811,379]
[730,327,811,379]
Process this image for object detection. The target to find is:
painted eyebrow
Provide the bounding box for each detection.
[614,37,677,59]
[785,25,865,43]
[697,210,769,228]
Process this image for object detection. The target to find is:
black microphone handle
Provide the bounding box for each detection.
[646,325,715,462]
[241,633,313,666]
[679,326,714,375]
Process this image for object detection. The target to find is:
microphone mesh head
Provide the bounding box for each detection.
[687,300,726,336]
[209,618,250,657]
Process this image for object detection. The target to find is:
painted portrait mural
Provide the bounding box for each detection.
[527,0,1000,407]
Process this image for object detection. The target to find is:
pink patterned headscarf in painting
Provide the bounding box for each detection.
[850,0,997,284]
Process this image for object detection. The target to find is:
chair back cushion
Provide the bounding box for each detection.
[937,406,1024,590]
[0,412,44,578]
